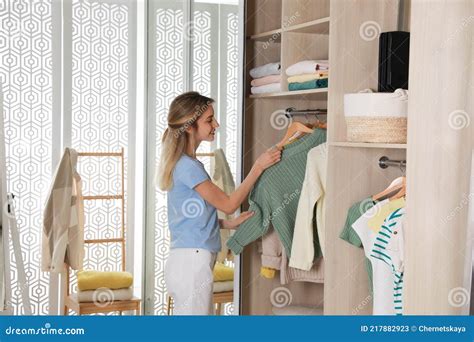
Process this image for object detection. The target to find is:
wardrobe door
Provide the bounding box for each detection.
[404,0,474,315]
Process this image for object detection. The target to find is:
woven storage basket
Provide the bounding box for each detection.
[344,89,408,143]
[346,117,407,143]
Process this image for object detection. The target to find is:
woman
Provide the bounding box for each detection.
[157,91,281,315]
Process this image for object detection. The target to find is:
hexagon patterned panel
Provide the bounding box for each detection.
[68,0,132,315]
[0,0,55,315]
[152,4,184,316]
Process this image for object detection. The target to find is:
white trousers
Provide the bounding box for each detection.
[165,248,217,315]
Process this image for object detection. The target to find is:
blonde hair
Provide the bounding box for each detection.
[156,91,214,191]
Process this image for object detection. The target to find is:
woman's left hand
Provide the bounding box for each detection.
[221,211,255,230]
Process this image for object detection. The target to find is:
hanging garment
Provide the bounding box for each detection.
[367,197,405,233]
[249,62,281,79]
[260,228,323,284]
[369,211,405,315]
[339,198,377,291]
[290,143,327,271]
[210,149,235,263]
[352,200,406,315]
[42,148,84,273]
[227,129,327,257]
[281,238,324,285]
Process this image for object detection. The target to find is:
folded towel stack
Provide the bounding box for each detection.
[286,60,329,91]
[249,62,281,94]
[213,262,234,294]
[75,270,134,303]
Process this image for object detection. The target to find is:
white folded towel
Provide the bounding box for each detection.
[250,62,281,79]
[286,60,329,76]
[250,83,281,94]
[73,287,133,303]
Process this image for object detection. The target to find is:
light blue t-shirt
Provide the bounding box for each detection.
[167,155,221,253]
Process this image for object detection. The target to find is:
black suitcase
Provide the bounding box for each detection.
[378,31,410,92]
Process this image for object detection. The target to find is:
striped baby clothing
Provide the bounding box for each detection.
[370,207,405,315]
[352,200,406,315]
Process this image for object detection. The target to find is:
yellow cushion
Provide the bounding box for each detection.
[77,270,133,291]
[213,262,234,282]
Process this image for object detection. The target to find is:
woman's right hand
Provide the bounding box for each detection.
[253,146,282,173]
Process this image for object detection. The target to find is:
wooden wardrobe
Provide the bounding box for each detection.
[241,0,473,315]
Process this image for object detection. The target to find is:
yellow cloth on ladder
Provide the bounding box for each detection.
[213,262,234,282]
[77,270,133,291]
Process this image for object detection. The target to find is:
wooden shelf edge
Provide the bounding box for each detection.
[283,17,330,34]
[248,28,282,41]
[249,88,328,98]
[247,17,331,40]
[330,142,407,149]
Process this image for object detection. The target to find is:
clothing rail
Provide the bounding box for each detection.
[378,156,406,170]
[284,107,327,118]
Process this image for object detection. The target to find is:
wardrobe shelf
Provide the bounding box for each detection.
[330,142,407,149]
[283,17,330,35]
[249,88,328,98]
[248,17,331,41]
[248,28,282,41]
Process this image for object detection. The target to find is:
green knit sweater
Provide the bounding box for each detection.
[227,129,327,257]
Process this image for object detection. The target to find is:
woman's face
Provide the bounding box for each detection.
[194,104,219,142]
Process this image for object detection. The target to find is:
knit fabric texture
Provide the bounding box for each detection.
[227,129,327,257]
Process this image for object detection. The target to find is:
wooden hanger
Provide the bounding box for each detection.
[277,122,313,148]
[389,176,406,200]
[372,177,405,201]
[310,115,327,130]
